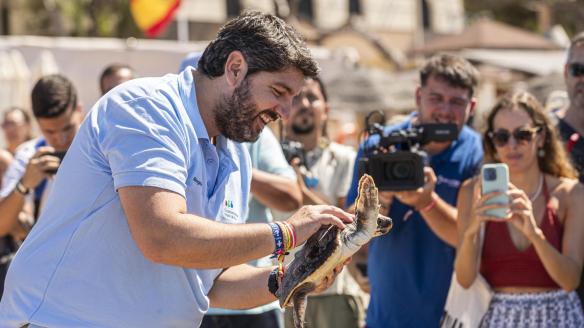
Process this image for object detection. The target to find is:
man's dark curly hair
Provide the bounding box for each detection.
[198,10,319,79]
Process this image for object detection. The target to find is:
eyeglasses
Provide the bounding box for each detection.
[569,63,584,78]
[488,126,541,147]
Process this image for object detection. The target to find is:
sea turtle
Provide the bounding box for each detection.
[277,174,392,328]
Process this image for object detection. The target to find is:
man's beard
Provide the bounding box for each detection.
[291,108,315,135]
[214,78,262,142]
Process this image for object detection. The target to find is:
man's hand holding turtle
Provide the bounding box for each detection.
[286,205,354,246]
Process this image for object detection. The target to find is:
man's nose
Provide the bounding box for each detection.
[51,133,69,149]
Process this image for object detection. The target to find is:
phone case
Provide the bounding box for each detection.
[481,163,509,219]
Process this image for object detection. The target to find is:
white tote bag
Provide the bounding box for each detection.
[441,225,493,328]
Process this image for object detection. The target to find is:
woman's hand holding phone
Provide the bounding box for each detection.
[506,184,544,241]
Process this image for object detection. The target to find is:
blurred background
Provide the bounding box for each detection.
[0,0,581,147]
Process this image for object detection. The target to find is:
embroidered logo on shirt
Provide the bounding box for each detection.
[224,200,234,209]
[193,177,202,186]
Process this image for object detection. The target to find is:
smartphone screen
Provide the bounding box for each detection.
[481,163,509,219]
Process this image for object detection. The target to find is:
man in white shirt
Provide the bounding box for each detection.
[282,77,363,328]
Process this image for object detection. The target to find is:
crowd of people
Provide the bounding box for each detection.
[0,10,581,328]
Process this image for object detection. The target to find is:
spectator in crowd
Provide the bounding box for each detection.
[556,32,584,184]
[1,107,32,155]
[0,11,352,327]
[202,128,302,328]
[552,31,584,307]
[99,63,136,95]
[0,147,12,296]
[179,50,304,328]
[346,54,483,327]
[0,74,83,299]
[456,91,584,326]
[281,76,364,328]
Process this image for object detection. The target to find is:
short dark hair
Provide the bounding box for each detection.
[31,74,77,118]
[99,63,135,91]
[198,10,319,79]
[420,54,479,97]
[568,31,584,62]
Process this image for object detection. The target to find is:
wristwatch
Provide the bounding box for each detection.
[15,180,31,196]
[268,268,279,297]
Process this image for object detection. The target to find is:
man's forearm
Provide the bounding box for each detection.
[0,191,27,236]
[208,264,276,309]
[250,169,302,211]
[134,215,277,269]
[419,192,458,247]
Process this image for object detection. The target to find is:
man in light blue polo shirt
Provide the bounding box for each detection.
[0,11,352,327]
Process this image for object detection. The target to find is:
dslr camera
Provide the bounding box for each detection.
[358,116,458,191]
[280,140,306,167]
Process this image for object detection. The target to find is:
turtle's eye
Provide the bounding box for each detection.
[377,217,392,230]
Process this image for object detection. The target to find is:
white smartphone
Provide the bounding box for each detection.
[481,163,509,219]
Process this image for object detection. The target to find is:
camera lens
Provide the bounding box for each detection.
[388,162,412,180]
[483,168,497,181]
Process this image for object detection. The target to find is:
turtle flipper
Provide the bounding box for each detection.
[292,282,315,328]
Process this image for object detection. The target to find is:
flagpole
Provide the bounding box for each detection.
[177,2,189,43]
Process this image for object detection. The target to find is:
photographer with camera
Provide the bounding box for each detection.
[280,77,364,328]
[0,75,82,225]
[346,54,483,327]
[0,74,82,296]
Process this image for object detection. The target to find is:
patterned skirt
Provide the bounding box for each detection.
[480,290,584,328]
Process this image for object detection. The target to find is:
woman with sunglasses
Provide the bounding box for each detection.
[455,91,584,327]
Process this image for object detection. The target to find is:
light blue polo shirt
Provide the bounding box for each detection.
[0,68,252,327]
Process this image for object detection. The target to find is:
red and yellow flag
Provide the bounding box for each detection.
[130,0,181,37]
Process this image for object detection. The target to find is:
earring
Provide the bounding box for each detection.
[538,148,545,158]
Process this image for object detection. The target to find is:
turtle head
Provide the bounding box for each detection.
[374,215,393,236]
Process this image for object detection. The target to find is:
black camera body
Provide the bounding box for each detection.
[280,140,306,166]
[359,123,459,191]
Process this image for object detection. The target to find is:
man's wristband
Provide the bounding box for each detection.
[418,195,437,213]
[268,267,279,297]
[15,180,31,196]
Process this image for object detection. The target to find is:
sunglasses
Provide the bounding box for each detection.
[569,63,584,78]
[488,126,541,147]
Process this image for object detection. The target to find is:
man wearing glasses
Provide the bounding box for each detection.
[556,31,584,309]
[558,32,584,184]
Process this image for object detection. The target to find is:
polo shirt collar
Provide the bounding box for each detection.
[178,66,210,141]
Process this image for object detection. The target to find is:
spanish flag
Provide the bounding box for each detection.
[130,0,181,37]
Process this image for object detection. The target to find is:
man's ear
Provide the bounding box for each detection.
[322,103,330,123]
[224,51,248,88]
[468,97,477,117]
[415,86,422,108]
[74,104,84,121]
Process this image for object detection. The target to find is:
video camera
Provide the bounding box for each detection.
[358,112,459,191]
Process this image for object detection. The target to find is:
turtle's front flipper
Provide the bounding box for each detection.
[291,282,315,328]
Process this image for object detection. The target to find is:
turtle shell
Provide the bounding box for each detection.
[277,222,355,307]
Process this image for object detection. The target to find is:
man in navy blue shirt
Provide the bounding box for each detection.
[346,54,483,327]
